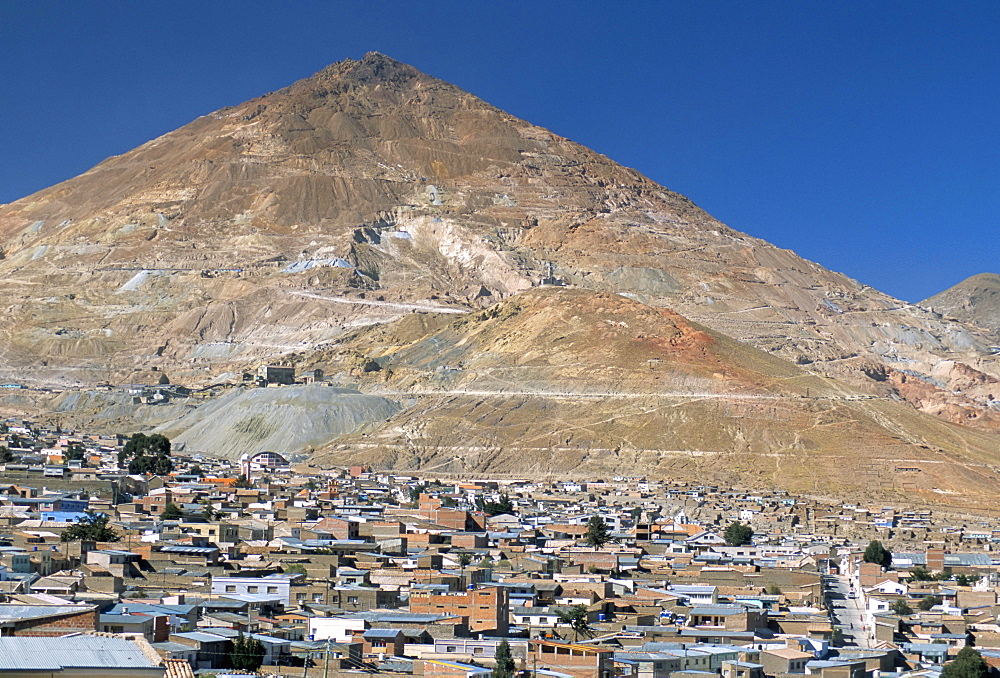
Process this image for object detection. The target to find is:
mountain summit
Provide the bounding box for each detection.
[1,54,999,503]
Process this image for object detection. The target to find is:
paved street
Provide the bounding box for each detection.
[825,574,869,648]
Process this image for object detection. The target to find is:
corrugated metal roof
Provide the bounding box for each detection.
[0,635,160,669]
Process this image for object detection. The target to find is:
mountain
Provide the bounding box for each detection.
[307,287,1000,508]
[2,52,999,503]
[922,273,1000,339]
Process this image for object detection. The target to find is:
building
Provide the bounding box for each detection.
[211,574,294,607]
[0,634,165,675]
[239,450,291,477]
[257,365,295,385]
[409,586,508,634]
[529,640,614,678]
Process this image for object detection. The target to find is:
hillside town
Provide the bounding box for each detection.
[0,417,999,677]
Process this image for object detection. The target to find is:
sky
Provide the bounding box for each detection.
[1,1,997,303]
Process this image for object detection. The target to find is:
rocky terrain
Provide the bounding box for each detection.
[1,52,999,502]
[922,273,1000,339]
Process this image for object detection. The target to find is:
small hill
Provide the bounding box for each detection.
[307,288,1000,510]
[922,273,1000,338]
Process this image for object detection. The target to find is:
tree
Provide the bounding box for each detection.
[0,446,14,463]
[235,474,252,488]
[556,604,593,641]
[441,495,458,508]
[724,521,754,546]
[492,639,516,678]
[909,566,933,581]
[457,552,473,568]
[863,540,892,569]
[479,494,514,516]
[830,628,845,647]
[585,515,610,548]
[120,433,172,475]
[918,595,943,611]
[284,563,307,576]
[201,501,217,521]
[160,502,184,520]
[942,647,989,678]
[189,464,203,477]
[766,584,782,595]
[956,574,980,587]
[65,443,86,461]
[890,600,913,615]
[60,511,120,542]
[230,632,265,671]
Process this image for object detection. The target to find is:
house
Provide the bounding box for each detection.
[0,603,98,636]
[529,640,614,678]
[0,634,166,675]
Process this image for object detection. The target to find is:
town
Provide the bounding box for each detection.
[0,416,997,677]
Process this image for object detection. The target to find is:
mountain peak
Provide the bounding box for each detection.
[307,51,423,88]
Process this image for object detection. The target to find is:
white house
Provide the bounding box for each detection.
[868,580,908,596]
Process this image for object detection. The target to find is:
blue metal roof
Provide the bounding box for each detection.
[0,635,161,669]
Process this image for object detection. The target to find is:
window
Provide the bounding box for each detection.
[267,586,278,594]
[446,646,457,653]
[247,586,259,593]
[313,594,323,602]
[474,647,484,655]
[225,585,236,593]
[348,596,358,604]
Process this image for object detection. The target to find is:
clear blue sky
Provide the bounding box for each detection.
[2,1,997,302]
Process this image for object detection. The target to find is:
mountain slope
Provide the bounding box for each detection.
[310,288,1000,509]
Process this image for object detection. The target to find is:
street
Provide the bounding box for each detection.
[825,574,869,648]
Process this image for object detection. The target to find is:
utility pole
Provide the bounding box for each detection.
[322,635,331,678]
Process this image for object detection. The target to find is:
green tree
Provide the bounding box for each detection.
[201,501,217,521]
[230,632,265,671]
[918,595,943,611]
[65,443,86,461]
[189,464,203,477]
[890,600,913,615]
[441,495,458,508]
[160,502,183,520]
[942,647,989,678]
[480,494,514,516]
[766,584,782,595]
[0,446,14,463]
[863,540,892,569]
[956,574,980,587]
[585,515,610,548]
[235,474,252,488]
[556,604,593,641]
[909,566,933,581]
[492,639,516,678]
[830,628,845,647]
[724,521,754,546]
[60,511,120,542]
[120,433,172,475]
[284,563,307,575]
